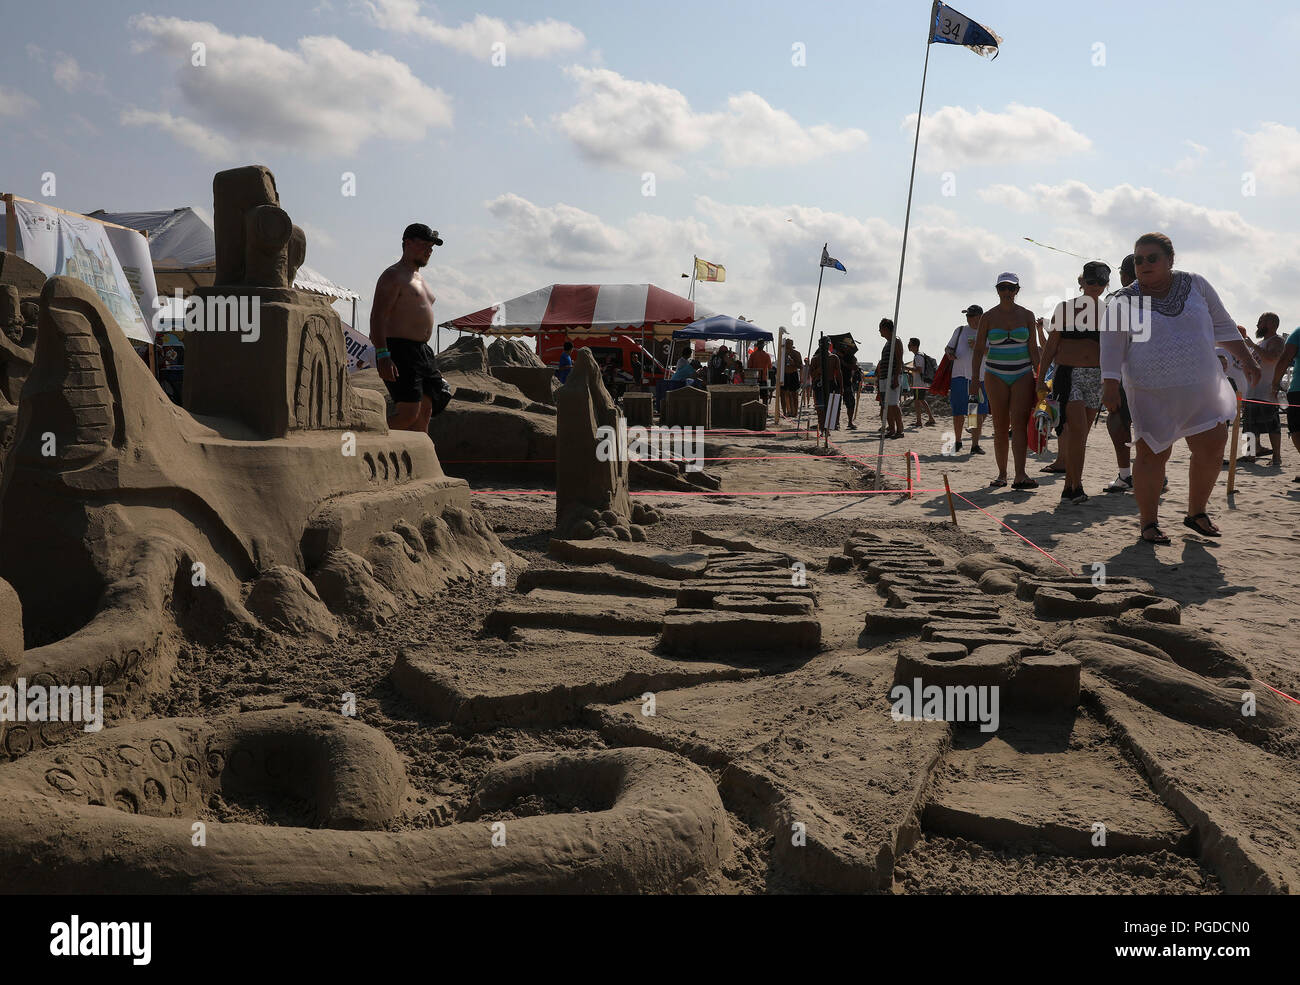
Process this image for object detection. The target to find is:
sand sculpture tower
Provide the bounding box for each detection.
[183,165,376,437]
[555,347,633,538]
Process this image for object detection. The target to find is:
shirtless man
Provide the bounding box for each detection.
[371,223,447,434]
[808,337,842,433]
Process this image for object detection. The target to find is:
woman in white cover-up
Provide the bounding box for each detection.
[1101,233,1260,544]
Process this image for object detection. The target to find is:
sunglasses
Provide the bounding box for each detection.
[996,284,1019,292]
[1132,252,1164,267]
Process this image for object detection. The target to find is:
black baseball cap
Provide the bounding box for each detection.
[403,223,444,245]
[962,304,984,316]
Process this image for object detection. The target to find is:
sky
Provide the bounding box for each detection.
[3,0,1300,359]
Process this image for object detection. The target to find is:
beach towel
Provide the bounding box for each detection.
[929,353,953,398]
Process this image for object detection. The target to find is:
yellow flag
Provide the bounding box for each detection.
[694,258,726,282]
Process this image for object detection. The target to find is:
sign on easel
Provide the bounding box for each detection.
[824,393,842,431]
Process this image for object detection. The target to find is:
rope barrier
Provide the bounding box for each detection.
[949,490,1072,572]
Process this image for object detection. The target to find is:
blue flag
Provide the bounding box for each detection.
[820,246,846,272]
[931,2,1001,58]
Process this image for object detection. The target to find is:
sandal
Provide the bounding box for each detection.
[1140,522,1171,545]
[1011,478,1039,490]
[1183,512,1221,537]
[989,477,1008,487]
[1039,464,1067,473]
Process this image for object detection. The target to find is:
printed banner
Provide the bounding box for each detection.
[8,198,152,342]
[344,325,376,373]
[102,222,160,332]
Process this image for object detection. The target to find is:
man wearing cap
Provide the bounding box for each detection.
[943,306,988,455]
[371,223,449,435]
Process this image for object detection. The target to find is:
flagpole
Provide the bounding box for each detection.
[688,255,697,301]
[805,244,827,363]
[874,8,935,490]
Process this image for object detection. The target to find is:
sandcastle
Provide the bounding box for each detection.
[0,165,1295,897]
[0,165,507,757]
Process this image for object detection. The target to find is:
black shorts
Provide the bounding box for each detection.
[843,388,857,412]
[384,338,445,405]
[1287,391,1300,434]
[783,372,799,393]
[1244,398,1280,436]
[1052,366,1072,437]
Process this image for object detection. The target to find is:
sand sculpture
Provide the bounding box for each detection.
[0,166,1293,896]
[0,708,728,892]
[0,257,42,470]
[368,336,718,493]
[486,337,555,404]
[395,518,1298,893]
[0,166,515,760]
[554,346,662,540]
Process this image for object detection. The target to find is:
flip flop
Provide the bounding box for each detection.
[1039,464,1067,473]
[1140,522,1171,545]
[989,477,1008,487]
[1011,478,1039,490]
[1183,512,1221,537]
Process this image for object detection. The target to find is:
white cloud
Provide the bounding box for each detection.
[555,67,867,176]
[120,108,236,159]
[128,15,452,156]
[907,103,1091,171]
[363,0,584,60]
[1239,122,1300,196]
[51,53,105,94]
[910,205,1040,294]
[484,193,709,271]
[0,86,38,119]
[297,220,337,250]
[713,92,869,166]
[1167,139,1208,175]
[694,197,897,293]
[976,179,1254,253]
[975,178,1300,320]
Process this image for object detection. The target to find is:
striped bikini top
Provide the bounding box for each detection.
[985,324,1031,371]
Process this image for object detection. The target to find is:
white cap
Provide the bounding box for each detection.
[996,271,1019,286]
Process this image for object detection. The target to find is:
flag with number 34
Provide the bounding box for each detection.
[930,2,1002,58]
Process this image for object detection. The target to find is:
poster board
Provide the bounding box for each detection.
[824,393,842,430]
[3,195,153,342]
[343,324,376,373]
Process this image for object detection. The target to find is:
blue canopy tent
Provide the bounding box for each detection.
[671,314,773,343]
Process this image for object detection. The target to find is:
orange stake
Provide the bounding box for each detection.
[943,473,958,526]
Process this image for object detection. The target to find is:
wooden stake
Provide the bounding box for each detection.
[943,473,958,526]
[1227,394,1242,496]
[907,449,914,499]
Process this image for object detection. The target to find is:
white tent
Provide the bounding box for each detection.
[87,208,359,302]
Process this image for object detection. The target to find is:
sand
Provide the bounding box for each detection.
[3,382,1296,893]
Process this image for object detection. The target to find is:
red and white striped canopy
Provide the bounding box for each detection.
[439,284,716,339]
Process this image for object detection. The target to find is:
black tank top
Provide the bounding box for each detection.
[1060,297,1100,342]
